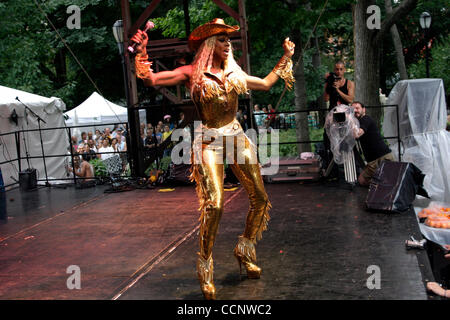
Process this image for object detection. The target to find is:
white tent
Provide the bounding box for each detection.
[0,85,69,188]
[64,92,146,137]
[383,79,450,202]
[65,92,128,125]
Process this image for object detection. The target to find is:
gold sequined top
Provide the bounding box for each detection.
[191,70,246,129]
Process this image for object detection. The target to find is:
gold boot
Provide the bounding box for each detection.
[197,253,216,300]
[234,236,261,279]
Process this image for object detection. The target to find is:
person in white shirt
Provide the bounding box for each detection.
[97,138,114,160]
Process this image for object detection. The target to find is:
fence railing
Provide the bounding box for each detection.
[0,122,131,188]
[252,104,401,161]
[1,105,401,188]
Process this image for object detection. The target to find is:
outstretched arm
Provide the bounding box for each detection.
[246,38,295,91]
[132,30,192,86]
[142,65,192,87]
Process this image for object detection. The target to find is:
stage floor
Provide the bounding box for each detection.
[0,181,436,300]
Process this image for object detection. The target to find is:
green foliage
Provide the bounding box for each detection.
[145,156,172,176]
[89,158,107,177]
[2,0,446,122]
[408,37,450,95]
[371,0,449,93]
[0,0,132,109]
[263,125,325,158]
[152,0,238,39]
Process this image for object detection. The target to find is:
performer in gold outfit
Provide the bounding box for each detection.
[132,18,295,300]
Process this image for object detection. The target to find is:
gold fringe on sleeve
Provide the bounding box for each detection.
[272,55,295,90]
[135,52,153,80]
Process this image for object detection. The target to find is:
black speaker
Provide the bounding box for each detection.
[366,161,428,213]
[19,169,37,191]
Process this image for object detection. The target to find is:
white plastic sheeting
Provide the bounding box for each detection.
[325,104,360,165]
[383,79,450,202]
[0,86,69,188]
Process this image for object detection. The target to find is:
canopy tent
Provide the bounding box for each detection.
[383,79,450,202]
[65,92,128,125]
[0,85,69,188]
[64,92,145,137]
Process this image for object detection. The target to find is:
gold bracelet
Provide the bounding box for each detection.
[135,52,153,80]
[272,55,295,90]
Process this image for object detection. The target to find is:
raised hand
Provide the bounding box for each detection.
[283,37,295,58]
[130,29,148,54]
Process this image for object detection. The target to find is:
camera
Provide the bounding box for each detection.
[326,72,341,86]
[333,112,346,123]
[325,72,342,97]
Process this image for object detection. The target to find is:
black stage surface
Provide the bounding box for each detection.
[0,181,437,300]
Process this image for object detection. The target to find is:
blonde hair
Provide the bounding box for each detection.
[190,36,248,102]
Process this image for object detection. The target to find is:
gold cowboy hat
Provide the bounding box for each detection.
[188,18,240,51]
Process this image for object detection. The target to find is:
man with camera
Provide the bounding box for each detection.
[324,61,355,109]
[321,62,355,179]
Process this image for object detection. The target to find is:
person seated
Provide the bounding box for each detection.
[115,133,126,151]
[111,138,119,153]
[351,101,394,186]
[97,138,114,160]
[93,129,101,141]
[79,132,87,145]
[104,127,112,140]
[82,144,96,161]
[87,139,97,152]
[68,154,95,188]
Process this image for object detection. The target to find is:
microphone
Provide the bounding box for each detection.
[128,20,155,53]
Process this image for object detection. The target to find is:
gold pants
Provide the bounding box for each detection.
[190,121,271,260]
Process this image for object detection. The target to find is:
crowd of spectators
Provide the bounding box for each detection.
[142,112,189,160]
[70,125,128,161]
[68,125,129,180]
[67,111,189,181]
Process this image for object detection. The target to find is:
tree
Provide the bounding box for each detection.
[0,0,150,109]
[385,0,408,80]
[353,0,418,123]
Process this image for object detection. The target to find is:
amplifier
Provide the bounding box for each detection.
[366,161,428,213]
[19,169,37,191]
